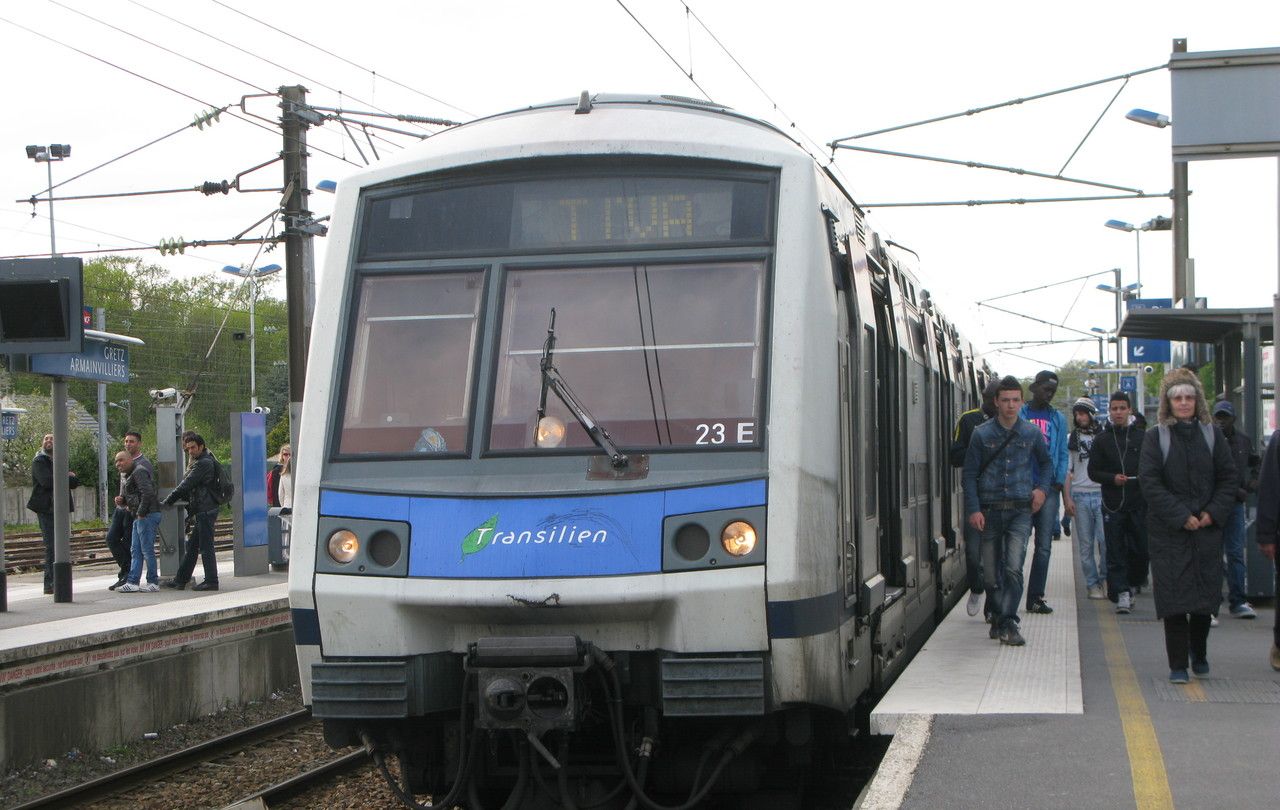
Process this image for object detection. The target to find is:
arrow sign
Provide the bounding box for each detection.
[1133,345,1146,357]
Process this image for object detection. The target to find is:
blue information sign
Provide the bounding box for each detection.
[1090,394,1110,414]
[30,340,129,384]
[1127,298,1173,364]
[1,412,17,441]
[1120,375,1137,393]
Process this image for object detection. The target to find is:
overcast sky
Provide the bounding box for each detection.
[2,0,1277,377]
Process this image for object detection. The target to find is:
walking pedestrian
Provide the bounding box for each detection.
[1089,392,1147,614]
[1254,429,1280,670]
[952,378,1000,619]
[1021,370,1068,615]
[963,376,1053,646]
[1212,401,1260,619]
[1139,368,1237,683]
[160,433,222,591]
[1065,398,1106,599]
[26,433,80,595]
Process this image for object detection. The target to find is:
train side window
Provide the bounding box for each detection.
[861,326,877,517]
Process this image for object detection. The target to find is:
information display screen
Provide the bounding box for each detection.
[360,170,773,258]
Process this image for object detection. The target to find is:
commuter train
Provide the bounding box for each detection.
[289,93,990,808]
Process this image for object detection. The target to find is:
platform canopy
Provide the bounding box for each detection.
[1119,307,1273,344]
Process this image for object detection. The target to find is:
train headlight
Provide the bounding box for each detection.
[327,529,360,564]
[721,521,757,557]
[536,416,566,448]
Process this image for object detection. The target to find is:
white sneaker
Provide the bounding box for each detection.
[144,582,160,592]
[966,591,982,616]
[1116,591,1132,614]
[1210,614,1220,627]
[1088,585,1106,600]
[1230,603,1257,619]
[118,583,141,593]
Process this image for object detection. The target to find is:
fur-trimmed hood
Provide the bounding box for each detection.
[1156,367,1210,426]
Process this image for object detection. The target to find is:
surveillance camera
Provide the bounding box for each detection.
[149,387,178,400]
[252,406,271,415]
[1143,365,1154,374]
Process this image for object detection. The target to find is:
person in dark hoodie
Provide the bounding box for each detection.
[1211,400,1260,619]
[1139,367,1236,684]
[951,378,1000,619]
[1254,429,1280,670]
[1088,391,1147,614]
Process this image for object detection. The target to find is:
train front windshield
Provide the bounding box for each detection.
[335,163,774,459]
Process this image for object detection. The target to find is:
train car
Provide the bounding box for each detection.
[289,93,982,808]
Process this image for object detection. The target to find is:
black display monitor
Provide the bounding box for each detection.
[0,258,83,355]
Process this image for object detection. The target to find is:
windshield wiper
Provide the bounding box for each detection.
[538,308,629,469]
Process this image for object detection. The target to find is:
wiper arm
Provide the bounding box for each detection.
[538,308,629,469]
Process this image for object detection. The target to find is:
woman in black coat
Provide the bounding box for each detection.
[1139,368,1237,683]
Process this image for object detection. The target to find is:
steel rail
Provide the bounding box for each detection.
[224,749,371,808]
[11,709,313,809]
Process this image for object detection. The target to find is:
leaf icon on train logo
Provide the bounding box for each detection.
[461,515,499,560]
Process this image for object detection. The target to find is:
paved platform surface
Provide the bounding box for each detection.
[0,553,288,681]
[863,535,1280,810]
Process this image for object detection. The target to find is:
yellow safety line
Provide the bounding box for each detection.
[1096,601,1175,810]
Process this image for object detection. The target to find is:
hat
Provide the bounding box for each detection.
[1071,397,1097,414]
[1213,400,1234,417]
[1033,370,1059,385]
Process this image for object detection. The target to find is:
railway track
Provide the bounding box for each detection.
[3,519,233,573]
[224,749,371,808]
[10,709,315,809]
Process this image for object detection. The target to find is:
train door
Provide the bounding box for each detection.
[872,275,902,597]
[835,233,876,703]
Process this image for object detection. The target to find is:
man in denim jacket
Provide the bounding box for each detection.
[963,376,1053,646]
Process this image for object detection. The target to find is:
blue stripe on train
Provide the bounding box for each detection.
[319,480,765,579]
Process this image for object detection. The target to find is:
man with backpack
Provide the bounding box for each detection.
[1088,391,1147,614]
[160,432,225,591]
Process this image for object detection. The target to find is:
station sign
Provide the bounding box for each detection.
[1127,298,1172,364]
[1,411,17,441]
[1120,375,1137,393]
[30,339,130,384]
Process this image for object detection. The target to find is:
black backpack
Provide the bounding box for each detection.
[209,457,235,505]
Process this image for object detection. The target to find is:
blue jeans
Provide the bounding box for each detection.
[1026,492,1060,606]
[980,508,1032,631]
[1222,503,1247,609]
[128,511,162,585]
[1073,490,1106,589]
[175,508,220,585]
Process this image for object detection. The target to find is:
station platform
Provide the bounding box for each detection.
[0,555,293,770]
[862,535,1280,809]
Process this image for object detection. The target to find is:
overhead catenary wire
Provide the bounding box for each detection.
[860,191,1167,208]
[829,63,1168,145]
[0,14,361,169]
[209,0,474,119]
[614,0,714,101]
[124,0,442,135]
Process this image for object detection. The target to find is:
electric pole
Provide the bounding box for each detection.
[280,85,316,454]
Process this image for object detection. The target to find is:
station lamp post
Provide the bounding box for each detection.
[24,144,70,256]
[1105,216,1172,292]
[1090,327,1115,367]
[222,264,283,412]
[1127,100,1192,307]
[1097,269,1142,367]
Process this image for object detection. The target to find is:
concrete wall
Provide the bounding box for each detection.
[0,627,298,770]
[3,486,99,526]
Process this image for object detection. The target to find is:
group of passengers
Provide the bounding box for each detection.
[956,367,1280,678]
